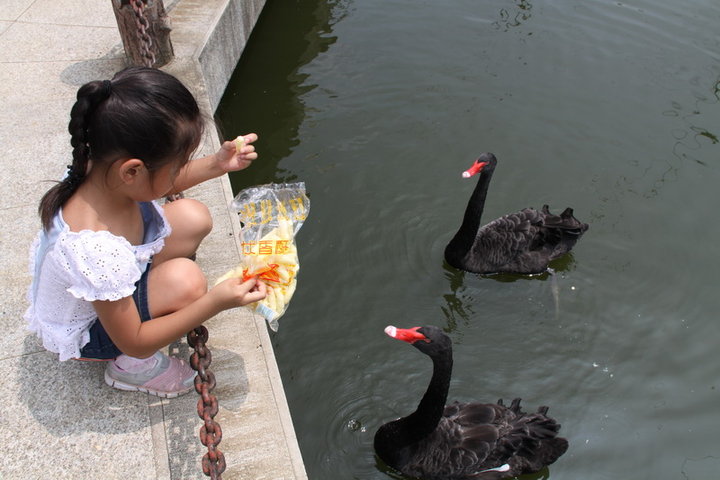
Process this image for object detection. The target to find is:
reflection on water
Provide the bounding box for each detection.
[440,265,472,330]
[493,0,533,32]
[666,72,720,166]
[216,0,720,479]
[216,0,343,181]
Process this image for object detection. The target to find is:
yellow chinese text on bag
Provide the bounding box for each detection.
[216,182,309,331]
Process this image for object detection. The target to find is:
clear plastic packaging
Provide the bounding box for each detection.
[216,182,309,331]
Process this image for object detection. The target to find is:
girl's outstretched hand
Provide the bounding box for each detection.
[209,276,267,311]
[216,133,259,173]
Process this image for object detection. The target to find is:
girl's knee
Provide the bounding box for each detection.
[167,198,213,238]
[149,258,207,314]
[171,259,207,300]
[155,198,213,264]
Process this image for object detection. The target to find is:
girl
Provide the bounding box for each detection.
[25,66,267,398]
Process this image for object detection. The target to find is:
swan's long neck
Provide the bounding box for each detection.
[373,345,453,469]
[405,348,453,438]
[447,167,494,258]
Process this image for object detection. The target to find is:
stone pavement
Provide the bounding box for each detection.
[0,1,306,478]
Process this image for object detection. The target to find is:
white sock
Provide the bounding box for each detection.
[113,353,158,373]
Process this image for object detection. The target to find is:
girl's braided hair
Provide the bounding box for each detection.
[39,66,205,230]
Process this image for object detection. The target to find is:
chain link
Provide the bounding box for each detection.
[124,2,216,475]
[128,0,156,67]
[188,326,226,479]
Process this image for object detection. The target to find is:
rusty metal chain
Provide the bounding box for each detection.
[124,2,213,475]
[128,0,156,67]
[188,326,226,479]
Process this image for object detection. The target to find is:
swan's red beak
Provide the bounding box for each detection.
[385,326,428,344]
[462,160,488,178]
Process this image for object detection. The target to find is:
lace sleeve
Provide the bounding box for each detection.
[54,230,143,302]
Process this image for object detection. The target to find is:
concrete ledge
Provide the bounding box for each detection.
[170,0,266,112]
[199,0,266,112]
[163,0,307,478]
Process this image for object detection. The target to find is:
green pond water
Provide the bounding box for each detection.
[215,0,720,478]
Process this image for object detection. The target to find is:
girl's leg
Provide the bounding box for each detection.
[154,198,213,264]
[104,257,207,398]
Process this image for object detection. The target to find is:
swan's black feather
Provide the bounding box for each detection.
[445,154,588,274]
[375,326,568,480]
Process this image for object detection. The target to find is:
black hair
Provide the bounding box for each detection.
[39,66,205,230]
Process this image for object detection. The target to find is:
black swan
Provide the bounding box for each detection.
[374,325,568,480]
[444,153,588,274]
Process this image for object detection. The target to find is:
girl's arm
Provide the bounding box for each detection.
[92,276,266,358]
[168,133,259,194]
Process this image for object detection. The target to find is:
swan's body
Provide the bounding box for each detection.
[374,325,568,480]
[444,153,588,274]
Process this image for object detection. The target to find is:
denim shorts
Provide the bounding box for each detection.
[79,265,152,360]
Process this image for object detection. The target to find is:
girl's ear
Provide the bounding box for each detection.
[118,158,146,184]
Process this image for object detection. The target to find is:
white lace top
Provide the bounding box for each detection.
[24,201,171,361]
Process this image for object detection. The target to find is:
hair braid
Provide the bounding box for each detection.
[39,80,112,230]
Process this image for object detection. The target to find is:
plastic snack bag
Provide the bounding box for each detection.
[216,182,309,331]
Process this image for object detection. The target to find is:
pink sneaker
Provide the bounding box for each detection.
[104,351,196,398]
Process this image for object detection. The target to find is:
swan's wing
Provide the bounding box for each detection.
[472,209,544,266]
[444,401,499,424]
[477,207,543,243]
[540,205,588,233]
[405,414,494,479]
[480,208,542,232]
[405,401,566,479]
[478,402,568,475]
[480,206,587,243]
[405,403,513,478]
[474,206,588,273]
[447,401,568,476]
[527,206,588,261]
[450,402,522,452]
